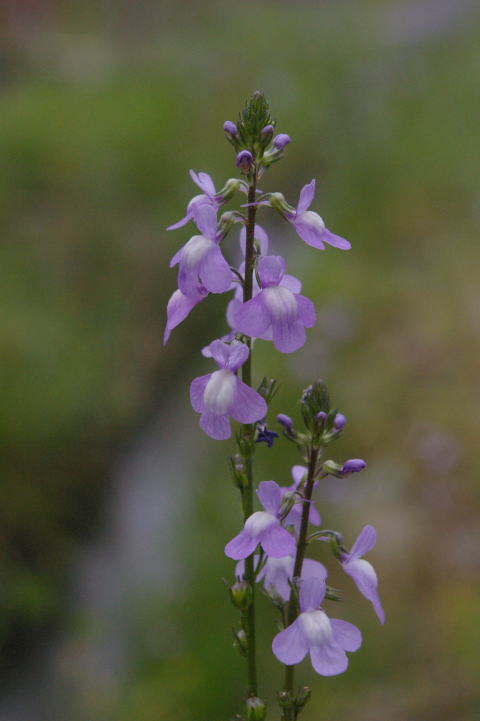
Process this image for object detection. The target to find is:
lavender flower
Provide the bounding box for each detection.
[340,525,385,624]
[333,413,347,430]
[236,554,327,603]
[232,256,316,353]
[236,150,254,174]
[286,179,351,251]
[272,577,362,675]
[163,285,208,344]
[283,465,321,529]
[190,340,267,440]
[225,481,296,559]
[167,170,219,230]
[223,120,238,137]
[170,204,232,297]
[341,458,366,475]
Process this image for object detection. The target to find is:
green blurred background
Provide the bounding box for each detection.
[1,0,480,719]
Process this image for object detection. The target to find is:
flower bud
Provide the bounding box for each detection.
[229,454,248,489]
[333,412,347,430]
[236,150,254,174]
[277,413,294,432]
[321,460,343,477]
[233,628,248,656]
[245,696,267,721]
[216,177,244,203]
[224,120,238,137]
[268,191,294,214]
[273,133,291,150]
[277,690,294,709]
[316,410,327,427]
[229,579,252,610]
[341,458,366,475]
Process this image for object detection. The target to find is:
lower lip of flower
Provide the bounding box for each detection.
[245,511,276,535]
[203,369,236,414]
[299,610,332,645]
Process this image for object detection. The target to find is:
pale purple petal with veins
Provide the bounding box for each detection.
[297,179,316,212]
[280,273,302,294]
[189,169,216,198]
[192,203,218,240]
[272,317,306,354]
[330,619,362,652]
[225,529,258,560]
[349,525,377,559]
[322,227,351,250]
[261,523,296,558]
[163,287,207,344]
[230,380,268,423]
[239,224,269,256]
[310,643,348,676]
[199,410,231,440]
[257,256,285,287]
[272,618,309,665]
[299,577,326,612]
[257,480,282,515]
[341,525,385,624]
[296,295,317,328]
[197,246,232,294]
[189,374,211,413]
[233,294,272,340]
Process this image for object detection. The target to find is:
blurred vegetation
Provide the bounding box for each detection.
[1,0,480,719]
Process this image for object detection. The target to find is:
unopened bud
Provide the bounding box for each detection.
[229,580,252,610]
[277,690,293,708]
[273,133,291,150]
[236,150,254,174]
[245,696,267,721]
[316,411,327,427]
[333,413,347,430]
[341,458,366,475]
[216,177,244,203]
[224,120,238,137]
[277,413,294,432]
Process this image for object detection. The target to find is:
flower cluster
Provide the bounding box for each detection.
[165,93,383,721]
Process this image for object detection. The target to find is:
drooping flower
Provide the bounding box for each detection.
[282,465,321,529]
[225,481,296,559]
[236,554,327,603]
[170,204,232,297]
[163,285,208,345]
[232,256,316,353]
[286,179,351,251]
[190,340,266,440]
[272,577,362,676]
[340,525,385,624]
[167,170,219,230]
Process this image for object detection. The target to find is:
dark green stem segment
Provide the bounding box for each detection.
[241,171,258,697]
[282,445,320,720]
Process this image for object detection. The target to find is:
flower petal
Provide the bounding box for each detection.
[297,179,316,213]
[230,379,267,424]
[343,558,385,624]
[192,202,217,240]
[291,465,308,487]
[349,525,377,560]
[272,318,306,354]
[199,411,231,440]
[239,224,269,256]
[199,247,233,294]
[169,246,184,267]
[302,558,328,585]
[256,481,282,515]
[330,619,362,652]
[164,289,204,344]
[299,577,326,612]
[262,556,294,601]
[189,373,211,413]
[224,339,250,372]
[190,169,216,197]
[281,273,302,294]
[310,643,348,676]
[272,619,309,665]
[167,214,190,231]
[233,295,271,339]
[321,227,351,250]
[257,255,285,288]
[225,529,258,560]
[296,295,316,328]
[260,521,295,558]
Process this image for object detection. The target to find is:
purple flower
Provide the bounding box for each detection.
[287,179,351,251]
[236,554,327,603]
[272,577,362,675]
[163,285,208,345]
[190,340,267,440]
[170,204,232,297]
[341,525,385,624]
[273,133,291,150]
[236,150,254,173]
[225,481,296,559]
[333,413,347,430]
[283,466,321,529]
[167,170,219,230]
[232,256,316,353]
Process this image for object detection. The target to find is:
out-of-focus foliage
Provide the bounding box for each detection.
[1,0,480,719]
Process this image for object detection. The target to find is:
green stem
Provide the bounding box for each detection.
[241,170,258,697]
[281,445,320,720]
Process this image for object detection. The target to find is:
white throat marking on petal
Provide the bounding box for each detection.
[299,610,333,647]
[296,210,325,233]
[263,287,297,321]
[203,369,236,415]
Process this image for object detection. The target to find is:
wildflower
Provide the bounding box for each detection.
[225,481,296,559]
[163,285,208,345]
[340,525,385,624]
[190,340,267,440]
[283,466,321,529]
[232,255,316,353]
[272,577,362,675]
[237,554,327,603]
[170,204,232,297]
[167,169,219,230]
[255,423,279,448]
[285,179,351,251]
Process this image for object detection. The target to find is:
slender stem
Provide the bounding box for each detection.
[240,169,258,697]
[281,445,320,720]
